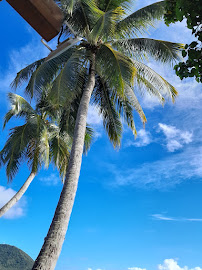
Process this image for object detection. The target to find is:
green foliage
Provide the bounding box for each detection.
[112,38,183,63]
[164,0,202,82]
[116,1,166,37]
[0,91,93,182]
[0,244,33,270]
[12,0,183,147]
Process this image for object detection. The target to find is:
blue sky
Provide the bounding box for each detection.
[0,1,202,270]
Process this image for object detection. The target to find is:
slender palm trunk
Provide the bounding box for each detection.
[0,172,36,218]
[32,53,96,270]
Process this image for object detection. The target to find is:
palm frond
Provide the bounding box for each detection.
[0,123,36,181]
[96,44,136,95]
[119,96,137,136]
[83,126,94,154]
[26,47,75,99]
[98,0,131,12]
[56,0,77,14]
[90,7,125,43]
[49,129,71,182]
[116,1,165,37]
[49,47,89,107]
[112,38,183,63]
[38,127,50,168]
[92,77,122,147]
[11,59,45,90]
[27,139,41,173]
[64,0,103,36]
[133,60,178,102]
[3,93,35,128]
[124,84,147,124]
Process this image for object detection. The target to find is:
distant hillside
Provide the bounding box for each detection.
[0,244,34,270]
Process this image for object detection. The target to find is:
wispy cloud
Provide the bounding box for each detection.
[107,146,202,189]
[151,214,202,222]
[87,105,102,126]
[125,129,152,148]
[128,267,146,270]
[0,186,26,219]
[39,173,61,186]
[158,123,193,152]
[87,105,103,139]
[0,39,50,95]
[87,268,103,270]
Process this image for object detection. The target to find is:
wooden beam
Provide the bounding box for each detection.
[6,0,64,41]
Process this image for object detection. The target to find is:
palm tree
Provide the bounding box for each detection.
[0,92,93,218]
[10,0,183,269]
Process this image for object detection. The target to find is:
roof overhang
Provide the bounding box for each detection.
[6,0,64,41]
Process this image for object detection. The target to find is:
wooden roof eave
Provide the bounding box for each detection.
[6,0,64,41]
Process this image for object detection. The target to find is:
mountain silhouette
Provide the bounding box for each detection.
[0,244,34,270]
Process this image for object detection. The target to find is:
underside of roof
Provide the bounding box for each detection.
[6,0,64,41]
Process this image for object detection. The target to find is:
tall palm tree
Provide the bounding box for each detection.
[10,0,183,269]
[0,92,93,218]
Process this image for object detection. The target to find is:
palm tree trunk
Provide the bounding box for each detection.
[32,53,96,270]
[0,172,36,218]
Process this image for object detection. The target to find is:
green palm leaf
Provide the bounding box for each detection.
[92,77,122,147]
[124,84,147,124]
[0,123,37,181]
[112,38,183,63]
[49,48,89,107]
[64,0,103,36]
[11,59,45,90]
[90,7,125,43]
[99,0,131,12]
[30,48,75,99]
[133,60,178,102]
[3,93,35,128]
[116,1,165,37]
[83,126,94,154]
[96,44,136,95]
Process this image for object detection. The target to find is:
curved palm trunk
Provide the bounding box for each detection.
[32,53,96,270]
[0,172,36,218]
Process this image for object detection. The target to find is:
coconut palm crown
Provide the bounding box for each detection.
[10,0,183,269]
[0,91,93,218]
[12,0,182,147]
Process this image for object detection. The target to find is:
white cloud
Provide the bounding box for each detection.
[87,105,103,140]
[107,146,202,189]
[128,267,146,270]
[127,259,202,270]
[87,261,202,270]
[39,173,61,186]
[0,40,49,94]
[87,105,102,126]
[152,214,175,221]
[152,214,202,222]
[0,186,26,219]
[158,123,193,152]
[87,268,103,270]
[158,259,202,270]
[125,129,152,148]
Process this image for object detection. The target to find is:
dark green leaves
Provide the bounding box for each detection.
[164,0,202,82]
[49,48,89,108]
[92,78,122,147]
[96,44,136,95]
